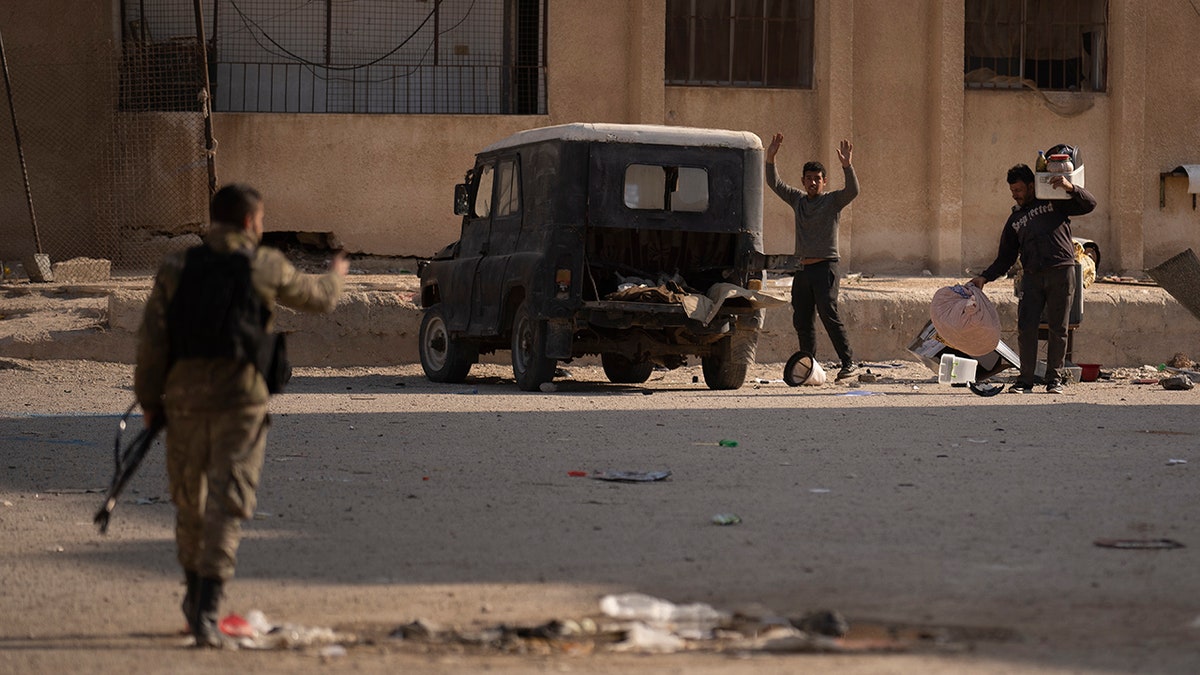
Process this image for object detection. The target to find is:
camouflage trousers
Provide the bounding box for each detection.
[165,404,269,581]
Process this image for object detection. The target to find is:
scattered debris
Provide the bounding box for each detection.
[215,610,349,650]
[711,513,742,525]
[600,592,728,638]
[1160,375,1194,390]
[1158,364,1200,383]
[1167,459,1188,466]
[718,439,739,448]
[1167,353,1195,369]
[199,597,1001,658]
[1094,538,1185,550]
[792,609,850,638]
[591,470,671,483]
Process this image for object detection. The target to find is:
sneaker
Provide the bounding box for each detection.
[1008,383,1033,394]
[836,363,858,380]
[1046,382,1064,394]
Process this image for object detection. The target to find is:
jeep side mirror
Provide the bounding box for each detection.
[453,184,470,216]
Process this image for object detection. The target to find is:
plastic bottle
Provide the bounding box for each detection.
[1035,150,1048,172]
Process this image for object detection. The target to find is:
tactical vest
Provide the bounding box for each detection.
[167,245,289,393]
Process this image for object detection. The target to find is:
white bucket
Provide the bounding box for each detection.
[938,354,978,384]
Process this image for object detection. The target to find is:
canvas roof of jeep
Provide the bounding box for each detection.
[480,123,763,154]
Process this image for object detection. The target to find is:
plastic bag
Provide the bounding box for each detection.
[929,284,1001,357]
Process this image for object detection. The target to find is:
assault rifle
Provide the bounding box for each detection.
[94,402,164,534]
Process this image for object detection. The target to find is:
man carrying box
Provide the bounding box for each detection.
[970,164,1096,395]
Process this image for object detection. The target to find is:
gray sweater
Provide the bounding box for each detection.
[766,164,859,261]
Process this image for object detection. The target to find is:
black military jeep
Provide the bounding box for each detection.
[418,123,769,391]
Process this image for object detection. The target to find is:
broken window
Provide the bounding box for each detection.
[964,0,1107,92]
[665,0,814,88]
[624,165,709,213]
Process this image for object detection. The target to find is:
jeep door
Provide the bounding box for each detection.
[439,162,495,333]
[468,156,522,334]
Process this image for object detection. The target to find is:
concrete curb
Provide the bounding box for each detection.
[3,277,1198,369]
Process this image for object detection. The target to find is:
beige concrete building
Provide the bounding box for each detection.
[2,1,1198,276]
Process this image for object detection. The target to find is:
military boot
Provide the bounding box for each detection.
[192,577,232,649]
[181,570,199,632]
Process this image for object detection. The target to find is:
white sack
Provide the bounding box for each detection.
[929,284,1001,357]
[804,359,827,386]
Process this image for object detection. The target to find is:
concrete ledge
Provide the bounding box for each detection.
[5,276,1200,369]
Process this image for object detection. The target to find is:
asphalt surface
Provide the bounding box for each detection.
[1,359,1198,673]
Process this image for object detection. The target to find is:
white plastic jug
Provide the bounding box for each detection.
[938,354,978,384]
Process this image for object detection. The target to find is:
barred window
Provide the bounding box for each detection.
[120,0,547,114]
[965,0,1107,92]
[665,0,814,88]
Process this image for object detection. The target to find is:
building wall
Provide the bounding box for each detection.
[0,0,116,263]
[1141,6,1200,268]
[4,0,1200,275]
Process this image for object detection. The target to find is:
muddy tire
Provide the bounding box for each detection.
[702,326,759,390]
[511,301,557,391]
[419,305,476,383]
[601,353,654,384]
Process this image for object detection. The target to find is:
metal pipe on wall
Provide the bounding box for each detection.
[193,0,218,197]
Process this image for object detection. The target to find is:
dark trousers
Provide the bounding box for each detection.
[791,260,853,366]
[1016,266,1075,387]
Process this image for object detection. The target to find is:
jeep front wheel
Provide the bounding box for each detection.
[419,305,476,383]
[601,353,654,384]
[511,301,557,391]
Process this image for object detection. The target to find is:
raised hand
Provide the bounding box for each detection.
[837,139,853,167]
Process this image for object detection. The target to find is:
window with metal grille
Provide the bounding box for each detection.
[120,0,546,114]
[964,0,1107,92]
[665,0,814,88]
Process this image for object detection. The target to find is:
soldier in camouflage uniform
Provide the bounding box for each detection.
[135,184,348,647]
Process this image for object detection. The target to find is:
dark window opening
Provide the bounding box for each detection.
[666,0,814,88]
[964,0,1107,92]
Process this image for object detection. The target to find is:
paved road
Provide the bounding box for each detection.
[1,360,1197,673]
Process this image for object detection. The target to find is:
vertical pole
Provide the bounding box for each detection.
[325,0,332,66]
[193,0,217,196]
[0,26,42,254]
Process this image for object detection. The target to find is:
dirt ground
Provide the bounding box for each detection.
[2,353,1198,674]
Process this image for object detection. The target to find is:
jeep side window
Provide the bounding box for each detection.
[623,164,708,213]
[494,159,520,217]
[473,163,494,218]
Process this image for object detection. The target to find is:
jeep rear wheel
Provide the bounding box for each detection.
[701,327,759,390]
[601,353,654,384]
[511,301,557,391]
[419,305,476,383]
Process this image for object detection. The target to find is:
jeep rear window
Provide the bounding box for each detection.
[623,164,708,213]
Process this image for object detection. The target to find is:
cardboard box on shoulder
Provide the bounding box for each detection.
[1035,165,1085,200]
